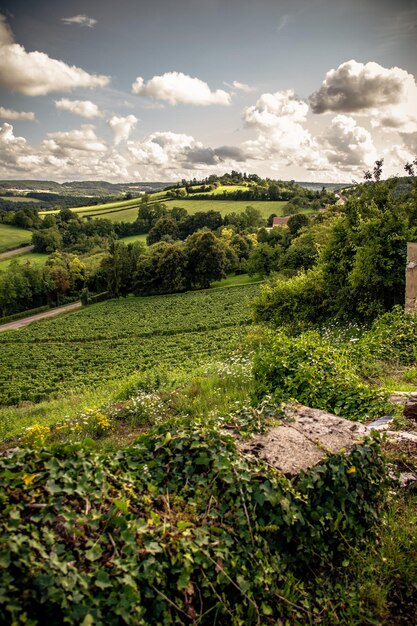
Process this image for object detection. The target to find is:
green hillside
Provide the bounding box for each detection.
[0,224,32,251]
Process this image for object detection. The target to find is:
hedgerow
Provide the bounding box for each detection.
[0,415,390,625]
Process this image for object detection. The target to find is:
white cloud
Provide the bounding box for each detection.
[108,115,138,145]
[0,122,36,172]
[242,89,380,176]
[224,80,255,93]
[127,132,196,167]
[131,71,231,106]
[44,125,107,153]
[244,90,309,129]
[55,98,103,119]
[61,15,97,28]
[243,90,326,169]
[0,106,35,121]
[322,115,377,168]
[309,60,405,113]
[0,14,110,96]
[310,59,417,133]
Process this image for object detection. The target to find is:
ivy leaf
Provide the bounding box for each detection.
[85,545,103,562]
[0,551,11,568]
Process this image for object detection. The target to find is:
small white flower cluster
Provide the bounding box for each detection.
[320,320,364,345]
[203,353,253,382]
[109,391,168,426]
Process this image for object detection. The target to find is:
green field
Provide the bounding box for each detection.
[211,273,263,287]
[81,198,288,223]
[0,251,47,272]
[0,196,40,203]
[39,197,143,217]
[118,233,147,245]
[0,284,259,406]
[38,193,288,223]
[0,224,32,252]
[166,199,288,220]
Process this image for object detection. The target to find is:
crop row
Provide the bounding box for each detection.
[0,285,259,405]
[0,327,249,405]
[0,284,260,344]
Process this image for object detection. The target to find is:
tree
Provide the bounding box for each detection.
[247,243,281,278]
[101,242,132,297]
[184,230,227,288]
[134,242,187,295]
[147,216,179,245]
[287,213,310,237]
[32,228,62,253]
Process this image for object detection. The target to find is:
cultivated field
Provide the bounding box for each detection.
[0,284,259,406]
[0,224,32,252]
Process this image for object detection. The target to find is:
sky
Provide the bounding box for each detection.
[0,0,416,183]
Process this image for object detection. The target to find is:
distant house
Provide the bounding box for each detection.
[318,207,327,213]
[272,216,290,228]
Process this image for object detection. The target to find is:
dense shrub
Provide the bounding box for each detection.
[252,330,390,420]
[253,266,327,330]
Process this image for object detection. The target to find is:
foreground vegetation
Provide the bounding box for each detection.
[0,415,393,626]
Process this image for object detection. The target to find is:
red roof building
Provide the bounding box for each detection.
[272,216,290,227]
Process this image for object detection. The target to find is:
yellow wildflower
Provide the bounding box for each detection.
[22,473,36,487]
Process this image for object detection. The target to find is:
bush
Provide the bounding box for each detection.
[253,266,327,331]
[252,330,390,420]
[353,306,417,366]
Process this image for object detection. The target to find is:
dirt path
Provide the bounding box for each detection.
[0,302,81,331]
[0,244,34,259]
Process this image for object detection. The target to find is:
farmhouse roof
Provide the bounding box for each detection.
[272,216,290,227]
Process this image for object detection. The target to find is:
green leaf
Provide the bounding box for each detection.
[0,551,11,568]
[85,545,103,562]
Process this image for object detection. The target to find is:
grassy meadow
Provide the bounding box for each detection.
[0,224,32,251]
[165,198,288,219]
[0,251,47,271]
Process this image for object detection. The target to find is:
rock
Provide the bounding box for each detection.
[239,404,367,477]
[398,472,417,489]
[385,430,417,443]
[365,415,393,431]
[404,400,417,420]
[0,447,20,458]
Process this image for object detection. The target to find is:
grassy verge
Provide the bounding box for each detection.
[211,273,263,287]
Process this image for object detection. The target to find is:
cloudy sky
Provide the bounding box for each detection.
[0,0,416,182]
